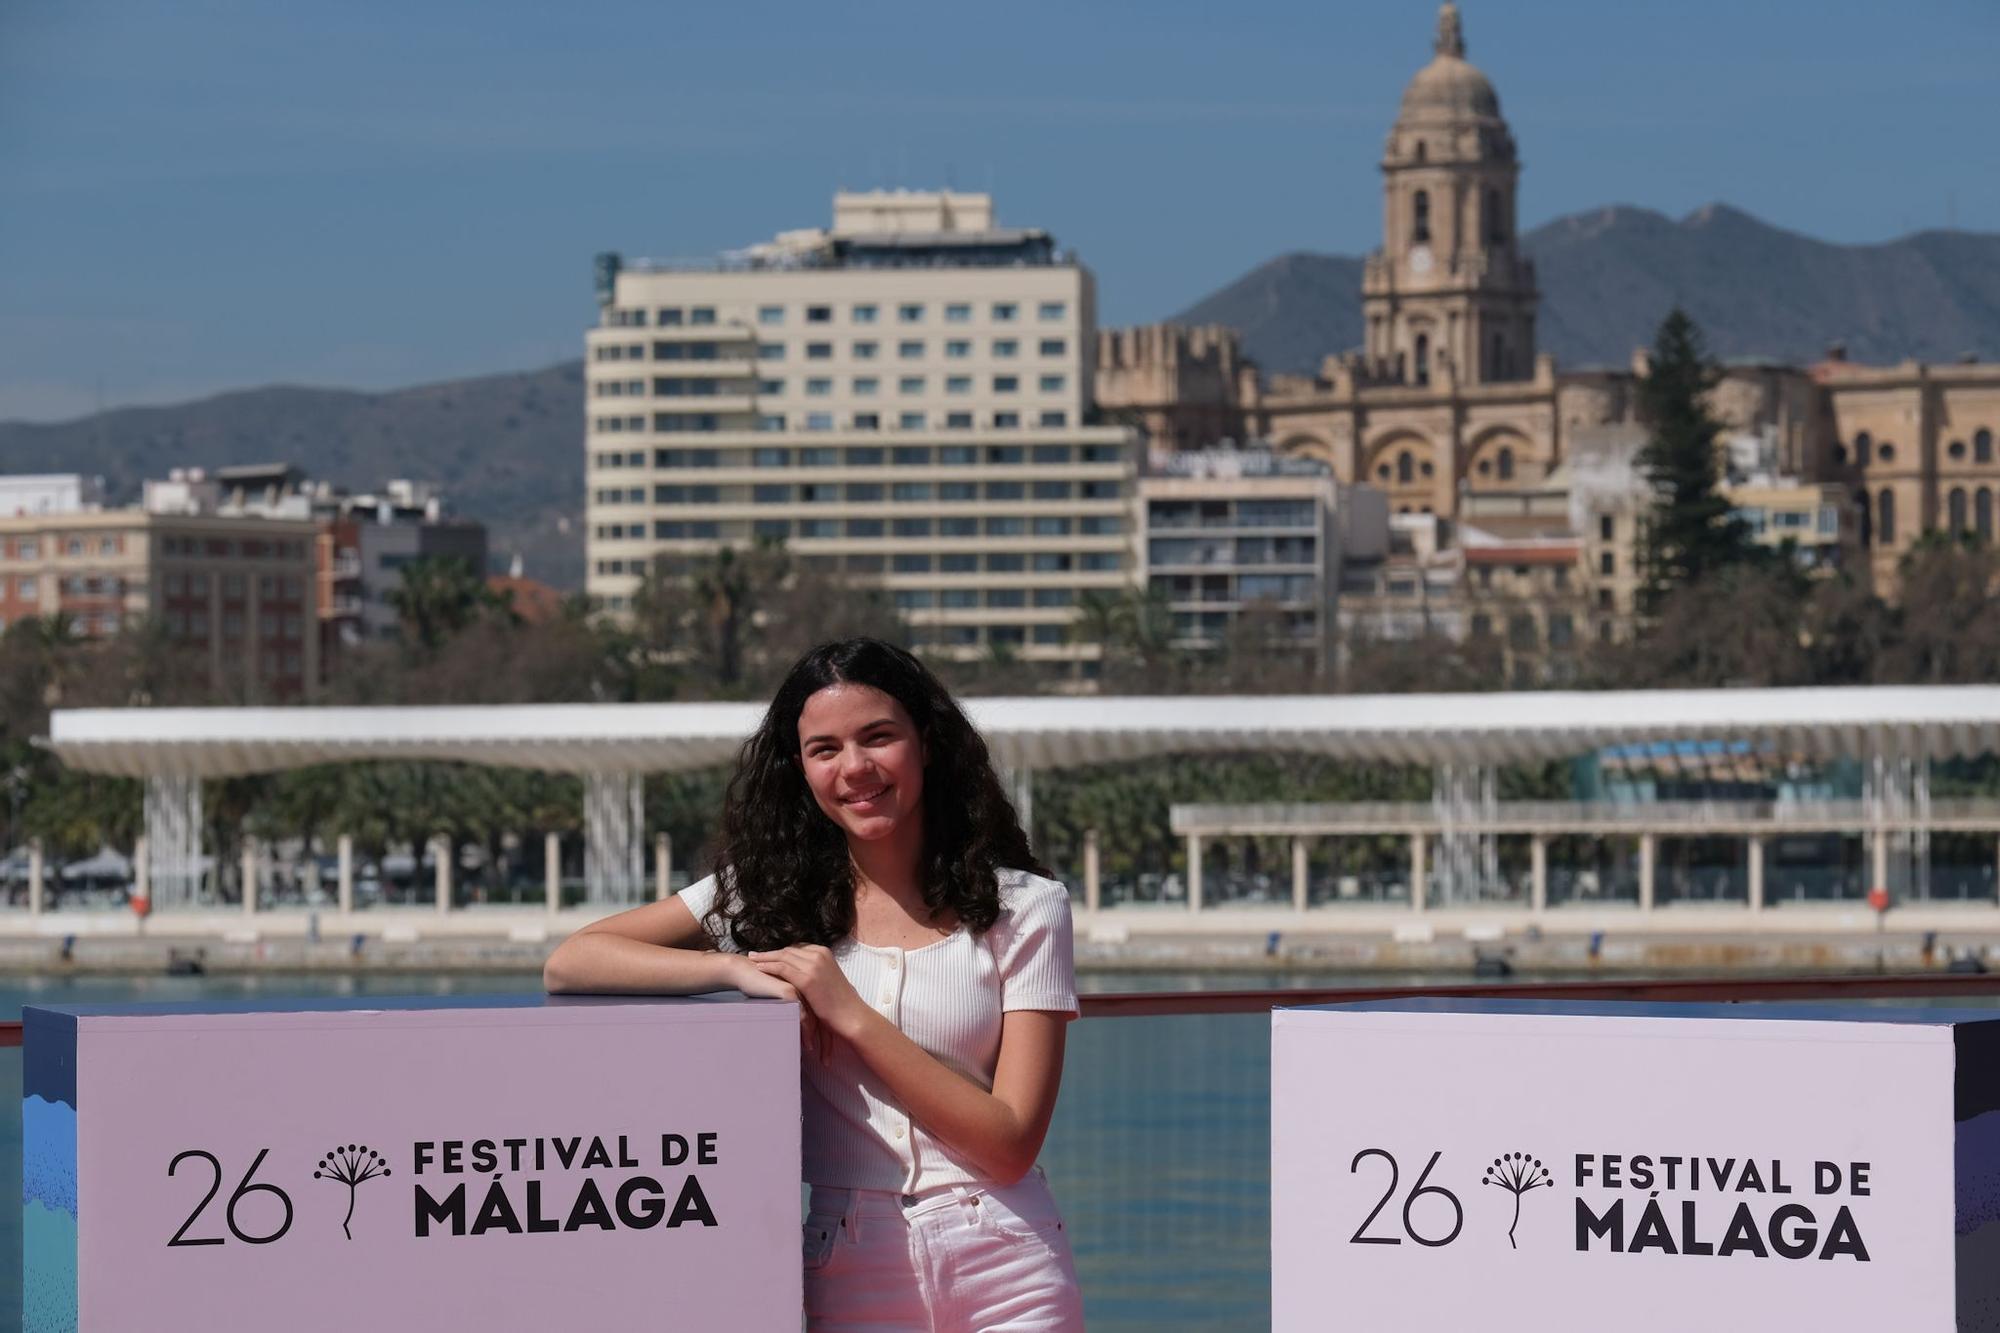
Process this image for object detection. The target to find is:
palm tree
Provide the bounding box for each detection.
[387,557,511,654]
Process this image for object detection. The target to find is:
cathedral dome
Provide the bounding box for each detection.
[1397,4,1501,124]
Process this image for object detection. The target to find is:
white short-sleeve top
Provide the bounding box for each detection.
[677,867,1078,1193]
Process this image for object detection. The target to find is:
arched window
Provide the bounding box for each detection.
[1397,451,1415,485]
[1414,141,1427,164]
[1979,429,1995,464]
[1490,332,1505,381]
[1412,190,1432,244]
[1498,447,1516,481]
[1950,487,1967,532]
[1855,430,1872,463]
[1950,440,1968,462]
[1854,494,1872,547]
[1414,333,1430,386]
[1485,187,1505,244]
[1877,488,1897,546]
[1979,489,1994,543]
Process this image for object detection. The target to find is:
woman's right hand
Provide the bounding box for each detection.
[728,956,830,1064]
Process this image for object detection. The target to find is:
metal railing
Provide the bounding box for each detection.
[1171,797,2000,835]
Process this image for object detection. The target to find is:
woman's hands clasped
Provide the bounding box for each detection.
[746,945,870,1054]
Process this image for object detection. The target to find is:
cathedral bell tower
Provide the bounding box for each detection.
[1362,4,1537,388]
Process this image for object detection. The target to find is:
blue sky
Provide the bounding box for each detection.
[2,0,1995,421]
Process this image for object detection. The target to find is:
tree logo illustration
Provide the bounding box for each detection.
[314,1144,391,1240]
[1481,1151,1553,1249]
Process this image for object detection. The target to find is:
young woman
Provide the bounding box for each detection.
[544,638,1084,1331]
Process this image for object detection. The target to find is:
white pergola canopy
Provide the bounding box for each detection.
[46,685,2000,779]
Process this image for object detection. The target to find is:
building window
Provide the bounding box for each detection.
[1412,190,1431,243]
[946,412,973,429]
[806,378,832,396]
[1599,514,1614,541]
[993,339,1018,358]
[852,341,878,360]
[1880,441,1896,463]
[1038,411,1068,427]
[898,412,926,429]
[1413,334,1430,387]
[1485,187,1505,244]
[898,304,924,323]
[852,304,878,324]
[1980,489,1995,543]
[992,302,1017,322]
[993,376,1018,393]
[1039,339,1066,356]
[853,377,879,396]
[1497,447,1515,481]
[757,378,784,395]
[993,412,1020,428]
[1039,375,1066,392]
[899,340,924,359]
[757,305,784,325]
[758,343,784,360]
[807,342,832,360]
[894,518,933,538]
[1951,440,1969,461]
[946,376,973,395]
[1979,429,1995,464]
[689,307,715,326]
[899,376,925,395]
[807,413,834,431]
[807,306,832,324]
[1878,488,1897,545]
[939,446,976,465]
[1599,551,1614,576]
[1397,451,1414,485]
[1033,519,1072,538]
[1951,488,1969,532]
[945,303,971,322]
[1038,301,1066,320]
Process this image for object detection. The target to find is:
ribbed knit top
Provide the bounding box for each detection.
[677,868,1078,1193]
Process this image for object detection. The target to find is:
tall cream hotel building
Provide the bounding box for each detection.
[585,191,1132,682]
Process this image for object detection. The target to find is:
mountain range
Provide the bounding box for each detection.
[1176,204,2000,374]
[4,203,1997,590]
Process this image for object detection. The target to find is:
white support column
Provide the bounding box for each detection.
[1747,834,1764,913]
[133,835,150,906]
[1529,835,1547,913]
[1186,832,1203,913]
[434,835,452,913]
[1872,826,1890,903]
[544,831,562,914]
[584,773,644,906]
[1083,828,1101,914]
[1012,767,1034,849]
[1292,837,1310,913]
[241,837,259,915]
[337,835,354,916]
[28,839,44,916]
[143,774,202,911]
[655,832,672,901]
[1410,834,1427,913]
[1639,832,1656,913]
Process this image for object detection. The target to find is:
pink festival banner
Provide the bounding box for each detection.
[23,994,802,1331]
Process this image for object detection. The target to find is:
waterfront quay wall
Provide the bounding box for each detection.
[2,905,1998,976]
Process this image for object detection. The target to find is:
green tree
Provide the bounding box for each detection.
[388,556,513,655]
[1633,308,1762,616]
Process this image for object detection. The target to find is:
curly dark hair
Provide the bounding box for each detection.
[705,637,1047,951]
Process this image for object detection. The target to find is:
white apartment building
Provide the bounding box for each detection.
[1140,450,1384,675]
[585,190,1135,681]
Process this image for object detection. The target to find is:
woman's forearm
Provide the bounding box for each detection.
[834,1009,1050,1184]
[543,933,748,995]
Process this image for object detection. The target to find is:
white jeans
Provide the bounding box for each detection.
[803,1168,1085,1331]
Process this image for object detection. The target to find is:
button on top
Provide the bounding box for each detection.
[887,955,900,970]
